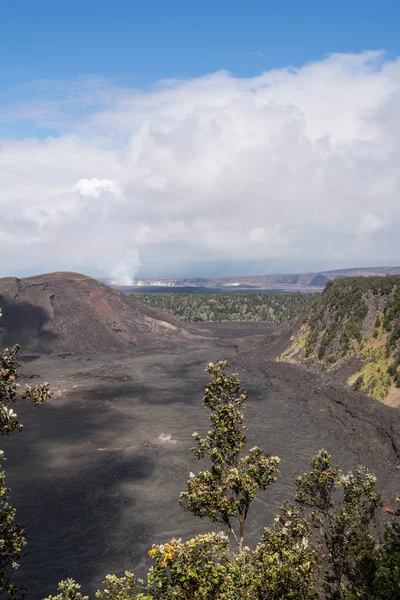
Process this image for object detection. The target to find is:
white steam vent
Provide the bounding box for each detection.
[111,248,141,286]
[157,433,178,446]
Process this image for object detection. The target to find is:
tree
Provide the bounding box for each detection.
[252,501,318,599]
[370,496,400,599]
[0,308,51,598]
[0,450,27,599]
[0,343,50,435]
[294,450,381,600]
[179,360,280,553]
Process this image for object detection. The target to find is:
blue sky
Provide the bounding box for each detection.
[2,0,399,89]
[2,0,400,278]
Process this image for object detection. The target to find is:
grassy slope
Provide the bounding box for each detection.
[279,276,400,401]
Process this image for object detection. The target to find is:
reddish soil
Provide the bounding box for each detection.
[0,272,193,356]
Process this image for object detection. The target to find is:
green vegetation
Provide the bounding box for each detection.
[282,276,400,400]
[179,361,280,554]
[306,276,400,360]
[348,348,394,401]
[0,311,51,598]
[138,291,316,323]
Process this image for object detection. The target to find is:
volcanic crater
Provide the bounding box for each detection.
[0,273,399,599]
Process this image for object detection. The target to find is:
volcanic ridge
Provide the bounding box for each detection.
[0,272,191,356]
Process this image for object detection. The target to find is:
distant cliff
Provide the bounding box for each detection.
[279,276,400,403]
[106,266,400,292]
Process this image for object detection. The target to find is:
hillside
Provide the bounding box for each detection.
[279,276,400,404]
[137,291,316,323]
[0,272,190,355]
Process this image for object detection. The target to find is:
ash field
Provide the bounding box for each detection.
[1,273,400,599]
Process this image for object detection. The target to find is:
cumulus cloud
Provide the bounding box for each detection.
[1,50,400,278]
[74,177,121,198]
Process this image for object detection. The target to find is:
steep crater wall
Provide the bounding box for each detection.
[279,276,400,404]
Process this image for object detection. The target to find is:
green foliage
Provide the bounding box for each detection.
[294,450,381,599]
[0,344,50,435]
[396,372,400,388]
[0,306,52,598]
[147,516,318,600]
[138,292,316,323]
[253,501,318,599]
[147,532,252,599]
[352,375,364,391]
[305,276,400,359]
[43,573,145,600]
[179,361,279,552]
[0,309,50,600]
[148,447,400,600]
[0,452,26,600]
[373,520,400,599]
[349,348,394,400]
[44,579,89,600]
[95,572,141,599]
[305,277,372,360]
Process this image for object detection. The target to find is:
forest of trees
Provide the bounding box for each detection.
[138,292,317,324]
[1,326,399,598]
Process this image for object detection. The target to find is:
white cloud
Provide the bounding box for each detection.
[1,50,400,278]
[74,177,121,198]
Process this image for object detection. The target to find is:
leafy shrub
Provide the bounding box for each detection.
[353,375,364,391]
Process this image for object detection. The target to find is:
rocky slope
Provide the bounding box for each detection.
[0,272,191,355]
[279,276,400,404]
